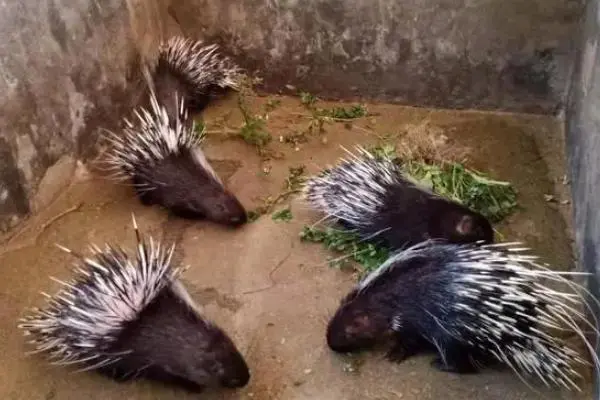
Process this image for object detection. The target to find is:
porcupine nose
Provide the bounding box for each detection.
[222,375,249,388]
[230,214,247,226]
[221,359,250,388]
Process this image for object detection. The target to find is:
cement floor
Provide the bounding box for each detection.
[0,95,592,399]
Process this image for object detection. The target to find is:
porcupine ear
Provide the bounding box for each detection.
[431,205,492,243]
[345,313,374,336]
[338,296,386,340]
[455,215,474,235]
[455,212,494,243]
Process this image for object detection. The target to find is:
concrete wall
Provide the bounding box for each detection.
[0,0,172,233]
[565,0,600,396]
[0,0,585,233]
[169,0,582,114]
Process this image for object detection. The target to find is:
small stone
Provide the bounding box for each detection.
[285,84,296,91]
[342,363,355,373]
[280,338,286,344]
[321,137,328,144]
[303,369,312,374]
[544,194,556,202]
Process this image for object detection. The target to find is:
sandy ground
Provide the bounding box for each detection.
[0,94,592,399]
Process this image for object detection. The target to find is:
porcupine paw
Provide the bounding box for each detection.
[139,196,155,207]
[386,344,411,363]
[137,192,155,206]
[96,366,138,383]
[385,337,425,363]
[431,353,479,374]
[156,375,207,393]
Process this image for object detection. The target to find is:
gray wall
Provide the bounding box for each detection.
[0,0,585,232]
[169,0,582,114]
[0,0,174,233]
[566,0,600,396]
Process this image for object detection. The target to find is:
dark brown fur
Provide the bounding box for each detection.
[339,183,494,249]
[96,286,250,391]
[326,249,502,374]
[134,150,247,227]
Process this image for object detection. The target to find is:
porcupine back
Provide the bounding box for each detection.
[18,215,250,391]
[152,36,242,120]
[326,240,598,391]
[303,147,494,250]
[102,89,247,226]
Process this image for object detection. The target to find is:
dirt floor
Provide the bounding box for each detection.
[0,93,592,399]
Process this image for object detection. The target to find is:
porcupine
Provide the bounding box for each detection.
[18,215,250,392]
[102,87,247,226]
[147,35,243,122]
[303,146,494,249]
[326,239,599,391]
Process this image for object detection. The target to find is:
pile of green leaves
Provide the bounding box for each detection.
[317,104,367,120]
[301,144,518,275]
[402,161,517,223]
[247,166,306,223]
[300,226,389,275]
[237,93,272,148]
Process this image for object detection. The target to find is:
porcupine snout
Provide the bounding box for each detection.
[185,146,247,227]
[219,349,251,388]
[326,292,390,353]
[199,188,248,227]
[221,193,248,227]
